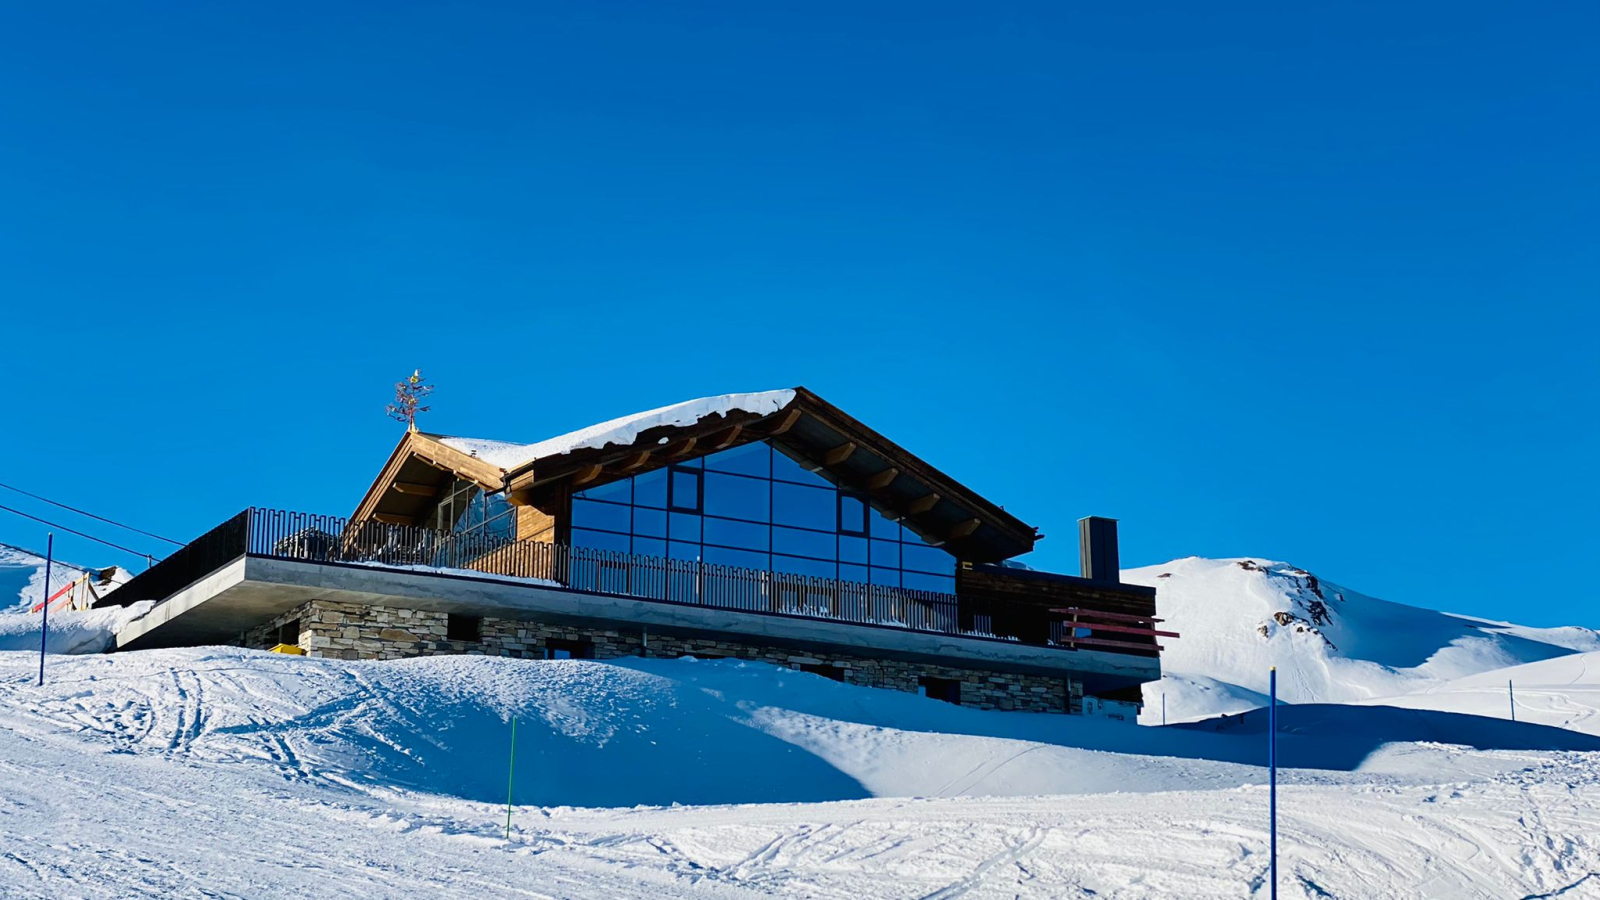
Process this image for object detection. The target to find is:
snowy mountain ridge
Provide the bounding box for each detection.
[1129,556,1600,723]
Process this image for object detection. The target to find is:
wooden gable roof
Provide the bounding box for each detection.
[351,429,505,525]
[500,387,1040,563]
[352,387,1041,562]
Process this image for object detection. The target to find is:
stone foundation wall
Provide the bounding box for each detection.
[256,600,1084,714]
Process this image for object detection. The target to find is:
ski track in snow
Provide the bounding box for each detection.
[5,649,1600,898]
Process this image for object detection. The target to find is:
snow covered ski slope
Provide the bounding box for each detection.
[1350,650,1600,737]
[6,647,1600,898]
[1129,556,1600,723]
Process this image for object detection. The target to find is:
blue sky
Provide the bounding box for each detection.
[1,2,1595,625]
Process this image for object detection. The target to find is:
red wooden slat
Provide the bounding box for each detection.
[1065,620,1180,639]
[1066,635,1166,652]
[1050,606,1164,624]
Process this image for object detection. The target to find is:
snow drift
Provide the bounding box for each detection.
[0,542,90,612]
[9,648,1597,810]
[7,646,1600,897]
[0,542,148,653]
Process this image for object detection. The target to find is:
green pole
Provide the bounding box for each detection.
[504,717,517,841]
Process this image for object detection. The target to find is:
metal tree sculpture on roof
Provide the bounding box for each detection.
[388,369,433,431]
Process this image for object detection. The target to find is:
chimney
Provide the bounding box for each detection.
[1078,516,1120,582]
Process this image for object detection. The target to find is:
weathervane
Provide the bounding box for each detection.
[387,369,434,431]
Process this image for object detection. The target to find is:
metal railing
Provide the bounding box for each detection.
[247,508,961,635]
[103,508,1158,657]
[101,510,252,607]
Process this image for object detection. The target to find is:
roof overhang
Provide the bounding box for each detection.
[351,430,507,525]
[503,386,1041,562]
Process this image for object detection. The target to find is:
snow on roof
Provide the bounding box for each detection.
[437,389,797,472]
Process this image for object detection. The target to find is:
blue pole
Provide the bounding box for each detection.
[38,534,54,687]
[1509,680,1515,722]
[1269,666,1278,900]
[504,717,518,841]
[1162,692,1166,726]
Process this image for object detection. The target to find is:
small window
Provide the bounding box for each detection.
[446,614,482,642]
[276,620,300,646]
[839,493,868,535]
[798,662,846,681]
[918,676,961,704]
[669,467,702,513]
[545,638,594,659]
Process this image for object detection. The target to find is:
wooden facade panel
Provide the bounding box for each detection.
[955,567,1160,657]
[516,505,556,543]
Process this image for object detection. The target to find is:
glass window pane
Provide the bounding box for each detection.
[870,567,900,587]
[839,494,867,535]
[577,478,630,504]
[839,535,868,564]
[634,469,668,509]
[903,571,956,594]
[704,442,770,477]
[669,468,701,512]
[668,541,701,561]
[704,517,769,551]
[571,499,631,533]
[703,472,770,522]
[633,507,667,538]
[773,482,835,531]
[669,512,701,542]
[869,539,900,568]
[902,543,954,574]
[573,528,630,553]
[839,563,868,585]
[772,525,836,560]
[703,546,768,571]
[772,555,837,579]
[632,537,666,559]
[771,447,834,487]
[870,509,904,539]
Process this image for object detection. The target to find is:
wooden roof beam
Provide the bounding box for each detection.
[618,450,652,473]
[766,407,802,436]
[667,437,698,459]
[711,424,743,450]
[867,467,899,491]
[390,482,437,497]
[824,441,857,466]
[949,518,980,540]
[572,464,604,487]
[908,493,941,515]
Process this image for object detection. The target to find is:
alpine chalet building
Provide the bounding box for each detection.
[99,388,1170,716]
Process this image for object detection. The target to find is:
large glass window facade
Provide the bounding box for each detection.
[570,441,956,594]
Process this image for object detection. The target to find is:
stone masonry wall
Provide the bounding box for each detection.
[255,600,1084,714]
